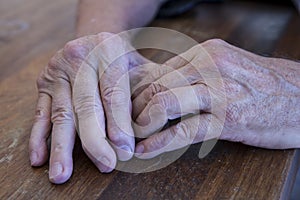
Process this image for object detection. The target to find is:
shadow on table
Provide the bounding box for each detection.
[291,167,300,200]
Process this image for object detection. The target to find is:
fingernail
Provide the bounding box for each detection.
[135,144,144,155]
[30,151,38,165]
[120,145,132,153]
[49,162,63,179]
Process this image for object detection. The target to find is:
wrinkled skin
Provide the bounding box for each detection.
[30,35,300,183]
[29,33,157,184]
[133,39,300,159]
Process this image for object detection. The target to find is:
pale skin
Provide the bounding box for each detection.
[29,0,300,184]
[29,0,165,184]
[132,39,300,158]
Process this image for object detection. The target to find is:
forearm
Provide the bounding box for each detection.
[77,0,166,37]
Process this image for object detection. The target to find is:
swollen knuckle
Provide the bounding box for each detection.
[63,40,86,61]
[36,74,46,88]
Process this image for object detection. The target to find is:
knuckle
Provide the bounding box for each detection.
[151,92,168,108]
[108,129,129,145]
[102,86,117,101]
[48,50,67,71]
[36,68,57,91]
[102,86,128,105]
[34,107,50,122]
[63,40,87,61]
[108,130,121,143]
[47,52,70,78]
[74,95,104,118]
[148,82,164,97]
[171,122,192,142]
[48,54,61,70]
[51,107,73,123]
[151,93,163,105]
[36,73,46,89]
[96,32,126,51]
[97,32,115,41]
[202,38,227,47]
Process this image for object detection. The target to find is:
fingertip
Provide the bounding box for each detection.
[29,147,48,167]
[49,162,72,184]
[134,136,166,159]
[134,143,145,157]
[114,145,134,161]
[30,151,39,166]
[98,165,114,173]
[29,125,51,166]
[81,140,117,173]
[108,128,135,161]
[95,156,116,173]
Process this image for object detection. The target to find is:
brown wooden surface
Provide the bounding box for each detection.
[0,0,299,199]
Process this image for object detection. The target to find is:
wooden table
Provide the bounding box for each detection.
[0,0,299,199]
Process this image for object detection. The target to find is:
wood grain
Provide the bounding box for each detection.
[0,0,299,199]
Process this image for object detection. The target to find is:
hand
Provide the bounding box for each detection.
[132,39,300,159]
[28,32,156,183]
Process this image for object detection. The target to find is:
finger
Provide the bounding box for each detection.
[100,60,135,161]
[132,44,221,119]
[49,81,76,184]
[29,93,52,166]
[73,57,117,173]
[97,34,136,161]
[131,55,191,119]
[130,50,188,99]
[132,45,197,95]
[129,62,160,99]
[135,114,216,159]
[132,64,201,119]
[134,84,211,138]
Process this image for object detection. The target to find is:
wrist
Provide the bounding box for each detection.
[76,0,165,37]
